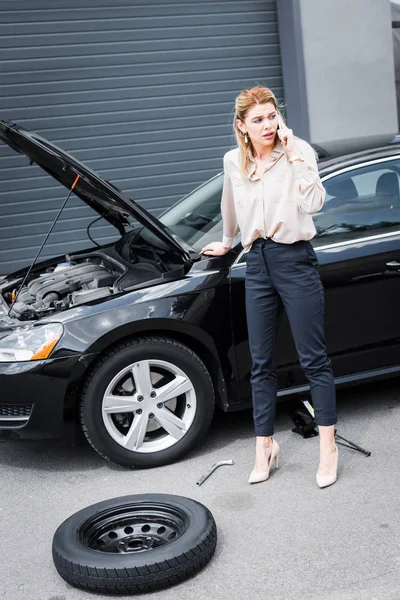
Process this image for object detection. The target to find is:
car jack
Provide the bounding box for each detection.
[290,397,371,456]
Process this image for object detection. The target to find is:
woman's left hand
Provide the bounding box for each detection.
[277,113,296,155]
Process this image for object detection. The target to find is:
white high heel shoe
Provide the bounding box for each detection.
[316,445,339,488]
[248,438,280,484]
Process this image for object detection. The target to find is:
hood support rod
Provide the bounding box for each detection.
[8,173,81,317]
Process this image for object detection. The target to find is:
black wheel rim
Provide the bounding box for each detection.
[80,502,189,554]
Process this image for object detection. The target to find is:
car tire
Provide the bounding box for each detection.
[80,336,215,468]
[52,493,217,595]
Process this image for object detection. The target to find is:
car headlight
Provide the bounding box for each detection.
[0,323,63,362]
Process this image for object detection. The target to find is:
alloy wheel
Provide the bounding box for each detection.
[102,359,197,453]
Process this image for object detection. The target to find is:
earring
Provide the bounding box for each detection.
[244,133,248,144]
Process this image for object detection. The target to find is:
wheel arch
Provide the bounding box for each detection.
[66,320,230,417]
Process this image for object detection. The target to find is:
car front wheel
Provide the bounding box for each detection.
[80,336,215,468]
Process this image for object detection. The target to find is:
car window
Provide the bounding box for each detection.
[158,159,400,252]
[158,174,224,251]
[314,160,400,246]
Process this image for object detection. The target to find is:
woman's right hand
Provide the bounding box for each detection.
[199,242,231,256]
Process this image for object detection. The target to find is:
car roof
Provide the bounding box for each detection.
[317,142,400,175]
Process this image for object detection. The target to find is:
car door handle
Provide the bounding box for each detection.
[386,261,400,270]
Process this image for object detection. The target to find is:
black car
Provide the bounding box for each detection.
[0,120,400,468]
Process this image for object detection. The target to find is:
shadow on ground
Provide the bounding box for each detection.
[0,376,398,473]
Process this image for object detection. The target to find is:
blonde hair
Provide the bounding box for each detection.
[233,86,282,179]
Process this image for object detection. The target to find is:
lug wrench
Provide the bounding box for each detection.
[196,459,234,486]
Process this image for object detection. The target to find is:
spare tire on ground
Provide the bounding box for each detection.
[52,494,217,595]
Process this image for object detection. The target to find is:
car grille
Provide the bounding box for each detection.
[0,404,32,427]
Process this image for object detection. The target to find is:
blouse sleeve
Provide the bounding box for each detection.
[291,141,326,215]
[221,156,240,248]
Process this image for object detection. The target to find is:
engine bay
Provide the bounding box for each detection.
[0,231,187,321]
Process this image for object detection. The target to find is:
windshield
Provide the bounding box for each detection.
[158,174,226,251]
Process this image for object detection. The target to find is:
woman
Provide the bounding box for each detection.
[200,86,338,488]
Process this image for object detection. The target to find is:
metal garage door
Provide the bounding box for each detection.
[0,0,284,273]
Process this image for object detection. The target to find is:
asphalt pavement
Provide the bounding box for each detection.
[1,377,399,600]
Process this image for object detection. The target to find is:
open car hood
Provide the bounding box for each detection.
[0,120,199,264]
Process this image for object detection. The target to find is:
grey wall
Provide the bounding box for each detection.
[278,0,398,155]
[391,1,400,120]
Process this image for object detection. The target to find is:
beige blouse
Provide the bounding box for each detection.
[221,139,326,252]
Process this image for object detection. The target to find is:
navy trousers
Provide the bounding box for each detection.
[244,237,337,436]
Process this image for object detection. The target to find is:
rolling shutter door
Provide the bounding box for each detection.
[0,0,283,272]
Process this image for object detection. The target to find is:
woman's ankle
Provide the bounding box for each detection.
[256,435,273,449]
[320,441,336,453]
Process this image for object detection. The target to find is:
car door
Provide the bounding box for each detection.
[230,155,400,403]
[314,157,400,377]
